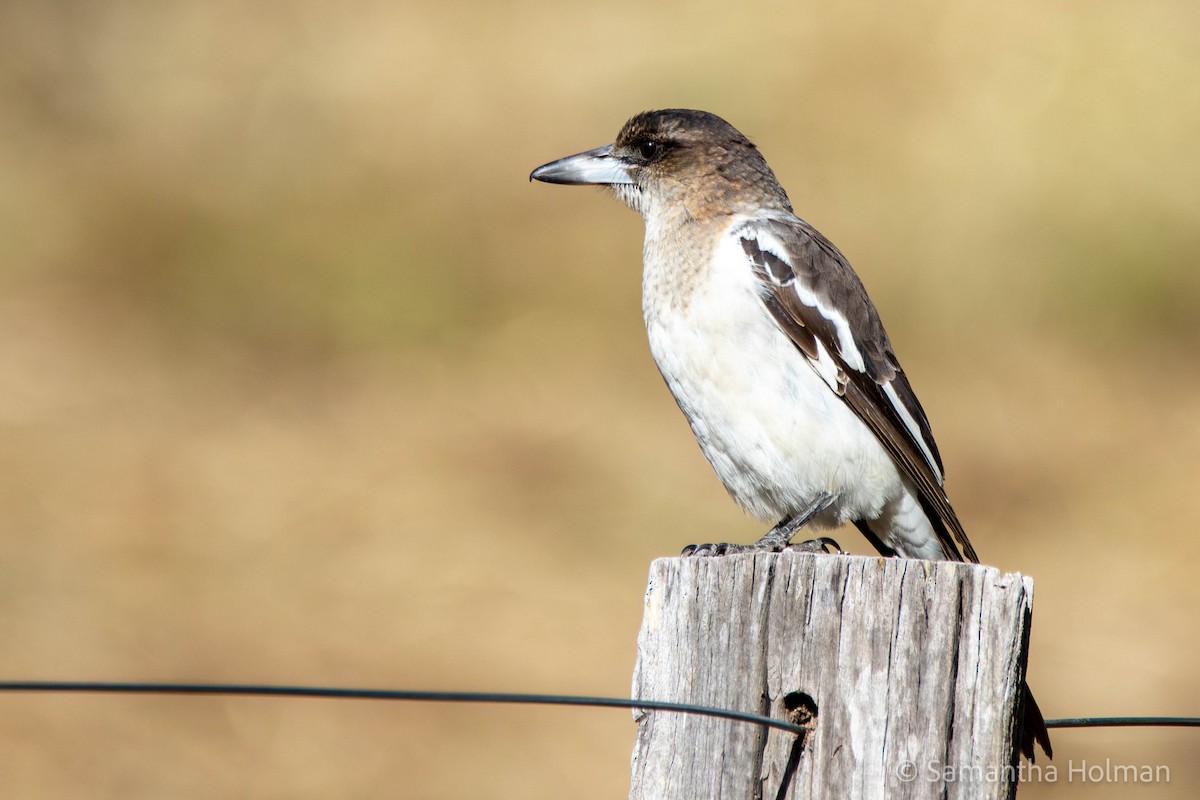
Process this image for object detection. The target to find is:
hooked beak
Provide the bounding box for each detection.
[529,144,634,186]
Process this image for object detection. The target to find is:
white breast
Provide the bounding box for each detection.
[641,218,908,529]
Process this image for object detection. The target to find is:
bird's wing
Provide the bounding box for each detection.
[734,214,978,563]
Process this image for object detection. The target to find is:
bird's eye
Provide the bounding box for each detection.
[635,140,661,161]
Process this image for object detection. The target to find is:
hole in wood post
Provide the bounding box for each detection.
[782,691,818,729]
[772,692,819,800]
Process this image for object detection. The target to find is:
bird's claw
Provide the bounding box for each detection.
[681,542,756,557]
[785,536,844,555]
[681,537,842,557]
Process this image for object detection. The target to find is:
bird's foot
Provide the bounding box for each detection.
[681,492,838,558]
[680,541,756,557]
[680,536,842,557]
[783,536,844,554]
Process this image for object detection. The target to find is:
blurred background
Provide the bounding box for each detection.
[1,0,1198,796]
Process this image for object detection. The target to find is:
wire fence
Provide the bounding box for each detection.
[1,681,1196,734]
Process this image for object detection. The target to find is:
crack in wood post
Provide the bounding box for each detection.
[771,691,818,800]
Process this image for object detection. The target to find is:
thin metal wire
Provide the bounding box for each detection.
[1046,717,1200,729]
[0,681,807,735]
[0,681,1196,733]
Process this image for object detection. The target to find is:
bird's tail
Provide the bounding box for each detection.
[1020,682,1053,761]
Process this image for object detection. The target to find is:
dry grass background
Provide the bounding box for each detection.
[1,0,1198,796]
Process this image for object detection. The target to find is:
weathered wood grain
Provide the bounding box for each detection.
[629,552,1034,799]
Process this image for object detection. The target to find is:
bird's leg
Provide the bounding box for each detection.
[682,492,840,557]
[754,492,837,552]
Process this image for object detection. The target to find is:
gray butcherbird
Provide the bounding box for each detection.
[531,109,1050,759]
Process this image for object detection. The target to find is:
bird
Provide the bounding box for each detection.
[530,109,1050,758]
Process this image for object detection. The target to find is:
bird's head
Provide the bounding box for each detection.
[531,109,791,220]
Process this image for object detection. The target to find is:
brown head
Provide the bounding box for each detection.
[531,109,792,221]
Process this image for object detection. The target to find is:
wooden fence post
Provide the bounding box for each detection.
[628,552,1035,799]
